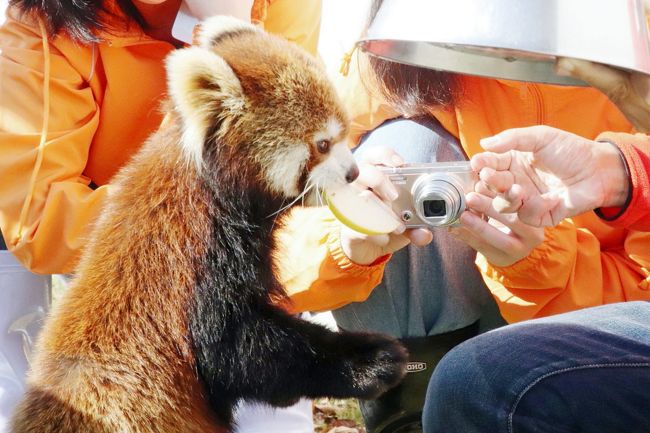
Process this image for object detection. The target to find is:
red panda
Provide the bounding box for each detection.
[10,16,407,433]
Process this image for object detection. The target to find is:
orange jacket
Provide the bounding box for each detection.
[0,0,321,273]
[276,51,650,319]
[596,132,650,232]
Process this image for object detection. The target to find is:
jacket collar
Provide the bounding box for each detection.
[94,0,160,47]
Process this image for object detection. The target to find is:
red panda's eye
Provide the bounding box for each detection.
[316,139,331,154]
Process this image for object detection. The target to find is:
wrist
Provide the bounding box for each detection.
[595,141,631,208]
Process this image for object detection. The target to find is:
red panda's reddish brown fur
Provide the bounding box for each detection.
[11,17,407,433]
[15,126,226,432]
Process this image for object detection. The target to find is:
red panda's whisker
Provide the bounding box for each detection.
[266,182,315,219]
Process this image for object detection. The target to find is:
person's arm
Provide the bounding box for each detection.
[593,132,650,231]
[276,147,432,314]
[274,207,390,313]
[0,10,109,274]
[258,0,322,56]
[462,126,650,322]
[476,218,650,323]
[471,127,649,231]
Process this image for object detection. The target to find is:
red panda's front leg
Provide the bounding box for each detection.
[190,304,408,422]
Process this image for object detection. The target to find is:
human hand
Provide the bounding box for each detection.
[556,57,650,132]
[339,147,433,265]
[471,125,630,227]
[449,193,545,268]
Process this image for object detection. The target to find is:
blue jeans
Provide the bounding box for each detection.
[423,302,650,433]
[332,117,503,338]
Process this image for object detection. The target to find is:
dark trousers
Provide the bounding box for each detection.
[423,302,650,433]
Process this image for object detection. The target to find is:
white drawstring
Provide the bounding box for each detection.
[16,17,50,242]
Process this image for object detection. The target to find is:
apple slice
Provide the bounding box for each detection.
[324,184,402,235]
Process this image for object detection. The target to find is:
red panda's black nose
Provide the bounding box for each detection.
[345,165,360,183]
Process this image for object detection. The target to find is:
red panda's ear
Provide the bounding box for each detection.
[197,16,258,50]
[166,46,244,168]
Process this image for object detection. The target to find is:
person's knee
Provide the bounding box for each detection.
[423,334,508,433]
[423,324,550,433]
[424,340,481,411]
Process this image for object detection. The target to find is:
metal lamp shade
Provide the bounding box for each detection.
[359,0,650,86]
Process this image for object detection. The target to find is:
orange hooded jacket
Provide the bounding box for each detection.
[2,2,649,320]
[0,0,321,272]
[277,50,650,322]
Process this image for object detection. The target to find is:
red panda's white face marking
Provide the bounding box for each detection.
[261,117,356,203]
[263,144,310,197]
[300,118,356,204]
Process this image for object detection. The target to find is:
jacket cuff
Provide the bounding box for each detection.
[593,132,650,228]
[326,224,391,276]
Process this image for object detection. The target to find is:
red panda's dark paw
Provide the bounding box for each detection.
[348,334,408,400]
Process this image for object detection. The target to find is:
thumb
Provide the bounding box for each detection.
[556,57,650,132]
[556,58,631,105]
[384,229,432,253]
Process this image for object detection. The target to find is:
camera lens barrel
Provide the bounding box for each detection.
[411,174,465,226]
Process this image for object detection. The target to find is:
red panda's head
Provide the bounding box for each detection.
[166,16,358,205]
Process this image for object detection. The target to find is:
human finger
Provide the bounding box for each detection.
[491,183,524,214]
[466,192,543,245]
[479,125,557,154]
[354,229,432,258]
[355,163,399,202]
[556,58,650,132]
[479,166,515,193]
[448,224,504,260]
[339,227,392,265]
[470,151,512,172]
[456,212,525,258]
[403,228,433,247]
[377,228,433,255]
[474,180,497,198]
[359,145,405,167]
[517,192,563,227]
[556,58,629,102]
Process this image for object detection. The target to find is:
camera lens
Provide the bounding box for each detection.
[412,174,466,227]
[423,199,446,217]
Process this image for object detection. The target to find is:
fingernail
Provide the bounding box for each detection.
[411,228,433,245]
[391,154,404,166]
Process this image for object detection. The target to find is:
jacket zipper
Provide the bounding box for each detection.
[529,83,545,125]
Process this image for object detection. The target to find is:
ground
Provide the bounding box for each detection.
[314,398,366,433]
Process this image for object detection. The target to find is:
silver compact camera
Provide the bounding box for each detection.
[380,162,477,228]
